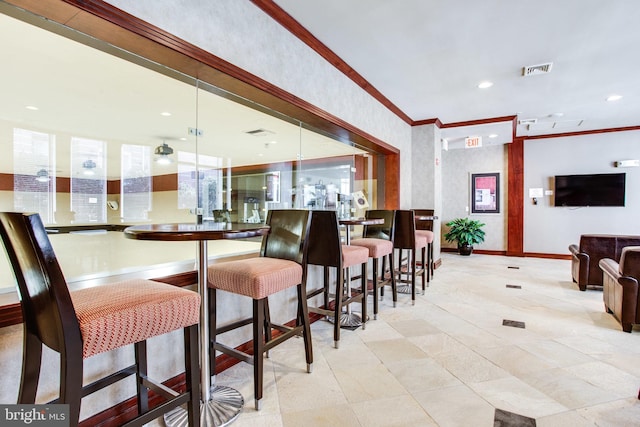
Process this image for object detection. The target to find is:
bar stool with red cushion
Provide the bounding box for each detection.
[207,209,313,411]
[393,210,428,303]
[306,210,369,349]
[0,212,201,427]
[413,209,435,283]
[350,209,396,319]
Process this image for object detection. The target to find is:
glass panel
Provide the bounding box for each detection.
[0,9,384,293]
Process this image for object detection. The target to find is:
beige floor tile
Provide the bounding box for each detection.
[474,344,558,377]
[469,376,568,418]
[332,362,407,403]
[388,318,441,337]
[386,358,462,393]
[281,404,361,427]
[351,395,438,427]
[430,346,511,384]
[365,337,428,364]
[413,384,495,427]
[578,397,640,427]
[536,410,598,427]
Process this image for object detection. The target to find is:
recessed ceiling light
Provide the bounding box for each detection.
[26,105,39,111]
[606,94,622,102]
[160,111,172,116]
[549,112,564,118]
[478,81,493,89]
[489,134,498,138]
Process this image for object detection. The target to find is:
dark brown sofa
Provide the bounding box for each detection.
[599,246,640,332]
[569,234,640,291]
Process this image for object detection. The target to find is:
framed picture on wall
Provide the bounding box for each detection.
[265,171,280,203]
[471,172,500,213]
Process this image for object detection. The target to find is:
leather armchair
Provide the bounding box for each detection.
[599,246,640,332]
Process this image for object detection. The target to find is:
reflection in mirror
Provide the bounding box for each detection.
[0,9,383,291]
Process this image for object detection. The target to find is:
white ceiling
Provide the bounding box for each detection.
[273,0,640,141]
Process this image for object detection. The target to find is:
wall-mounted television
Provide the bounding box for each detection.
[554,173,626,207]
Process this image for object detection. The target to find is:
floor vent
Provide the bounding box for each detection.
[244,128,275,137]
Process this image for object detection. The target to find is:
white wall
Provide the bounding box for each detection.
[441,145,508,251]
[524,130,640,254]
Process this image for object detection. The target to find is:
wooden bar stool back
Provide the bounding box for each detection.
[305,210,369,348]
[207,209,313,411]
[350,209,396,318]
[392,210,427,304]
[0,212,201,427]
[413,208,435,282]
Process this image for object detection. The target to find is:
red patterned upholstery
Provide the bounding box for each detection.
[342,244,369,268]
[71,280,200,358]
[208,257,302,299]
[350,237,393,258]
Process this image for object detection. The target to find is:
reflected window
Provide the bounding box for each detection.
[177,151,222,216]
[12,128,56,224]
[121,144,151,222]
[70,137,106,223]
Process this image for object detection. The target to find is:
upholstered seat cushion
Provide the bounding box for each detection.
[350,237,393,258]
[415,235,428,249]
[342,245,369,267]
[208,257,302,300]
[70,279,200,358]
[415,230,434,244]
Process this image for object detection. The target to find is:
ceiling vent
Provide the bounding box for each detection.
[518,118,537,125]
[244,128,275,137]
[522,62,553,76]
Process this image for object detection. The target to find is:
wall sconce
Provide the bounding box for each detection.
[154,142,174,164]
[35,168,50,183]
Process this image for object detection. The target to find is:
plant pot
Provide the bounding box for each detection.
[458,244,473,256]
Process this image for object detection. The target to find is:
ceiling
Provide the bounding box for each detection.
[273,0,640,144]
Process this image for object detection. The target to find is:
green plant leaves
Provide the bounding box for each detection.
[443,217,486,246]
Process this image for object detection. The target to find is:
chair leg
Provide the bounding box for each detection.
[18,329,42,404]
[184,324,200,427]
[209,288,217,378]
[429,242,434,278]
[333,269,343,348]
[296,283,313,373]
[60,350,84,427]
[360,262,367,329]
[253,298,265,410]
[410,249,416,305]
[134,340,149,415]
[388,253,397,307]
[372,258,379,319]
[380,256,386,300]
[420,246,426,294]
[264,298,272,358]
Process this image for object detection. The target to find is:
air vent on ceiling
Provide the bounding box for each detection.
[522,62,553,76]
[244,128,275,137]
[518,118,537,125]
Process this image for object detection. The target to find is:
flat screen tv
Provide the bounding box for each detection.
[554,173,626,207]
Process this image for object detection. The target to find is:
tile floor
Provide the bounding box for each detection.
[160,253,640,426]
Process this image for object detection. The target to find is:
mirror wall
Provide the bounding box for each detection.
[0,9,383,291]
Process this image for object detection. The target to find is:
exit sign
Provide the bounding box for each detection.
[465,136,482,148]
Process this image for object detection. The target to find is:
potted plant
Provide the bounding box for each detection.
[444,217,485,255]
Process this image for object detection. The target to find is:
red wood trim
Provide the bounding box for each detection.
[523,124,640,140]
[412,118,442,127]
[507,137,524,256]
[441,115,518,129]
[0,303,22,328]
[384,153,400,209]
[524,253,571,260]
[249,0,413,125]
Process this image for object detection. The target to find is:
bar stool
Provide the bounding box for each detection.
[350,209,396,319]
[413,208,435,282]
[392,210,427,304]
[0,212,201,427]
[207,209,313,411]
[306,210,369,349]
